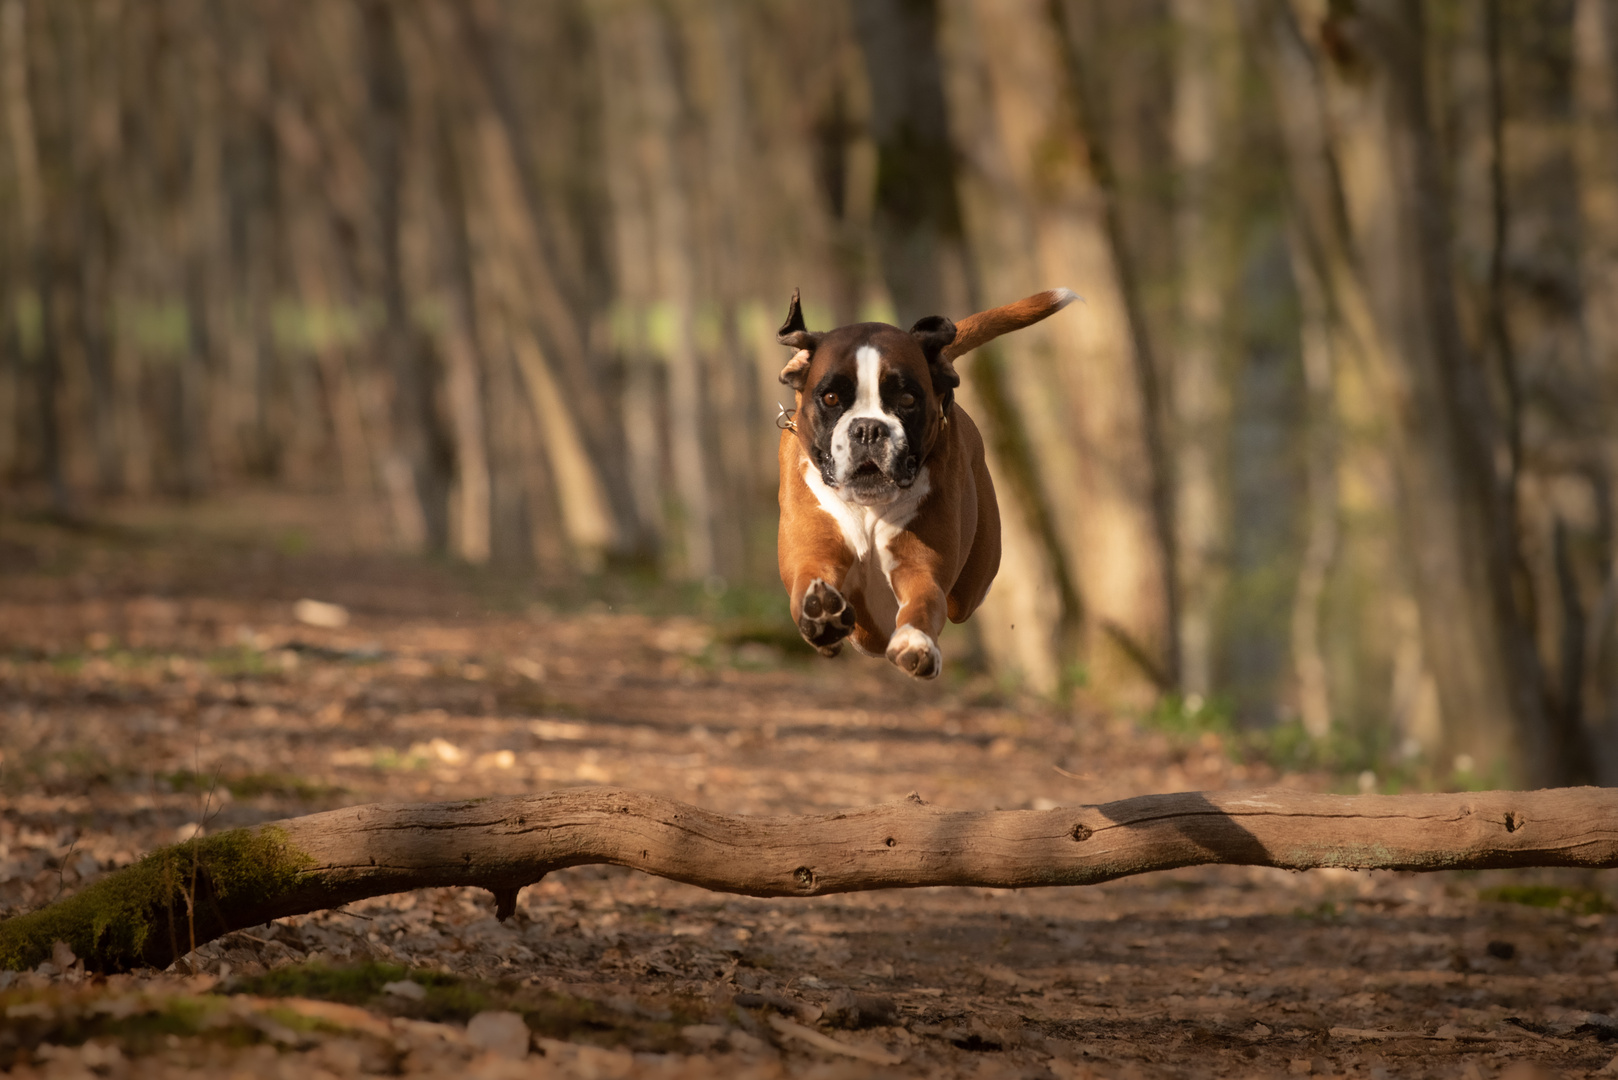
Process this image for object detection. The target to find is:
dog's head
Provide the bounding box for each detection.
[777,290,958,506]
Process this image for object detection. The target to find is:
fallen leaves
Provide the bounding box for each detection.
[5,511,1618,1076]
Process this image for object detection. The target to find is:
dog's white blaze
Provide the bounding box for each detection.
[801,457,931,636]
[853,344,885,412]
[827,345,907,484]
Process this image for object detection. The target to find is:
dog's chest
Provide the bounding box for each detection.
[801,460,931,631]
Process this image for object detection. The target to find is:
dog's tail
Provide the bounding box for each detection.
[942,288,1080,363]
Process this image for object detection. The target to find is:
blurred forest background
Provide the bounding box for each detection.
[0,0,1616,790]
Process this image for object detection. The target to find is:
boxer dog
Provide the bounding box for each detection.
[775,288,1078,678]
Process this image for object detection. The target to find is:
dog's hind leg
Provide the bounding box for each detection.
[946,417,1002,624]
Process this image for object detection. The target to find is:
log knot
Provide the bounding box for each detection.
[792,866,816,890]
[1071,823,1093,842]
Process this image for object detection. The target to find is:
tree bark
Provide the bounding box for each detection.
[4,786,1616,974]
[1574,0,1618,785]
[3,0,70,513]
[851,0,1075,691]
[938,0,1176,701]
[1286,224,1339,740]
[603,7,716,580]
[363,0,447,554]
[1250,0,1432,750]
[1262,1,1561,784]
[451,0,642,562]
[1170,0,1242,701]
[1328,2,1560,785]
[850,0,967,330]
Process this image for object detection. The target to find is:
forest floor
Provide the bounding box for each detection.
[2,493,1617,1079]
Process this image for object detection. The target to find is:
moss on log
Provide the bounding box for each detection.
[4,786,1616,973]
[0,827,313,972]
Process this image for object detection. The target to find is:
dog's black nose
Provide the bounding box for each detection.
[849,418,887,445]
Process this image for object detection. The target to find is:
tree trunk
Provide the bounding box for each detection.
[1286,225,1339,740]
[427,99,491,566]
[363,0,447,554]
[69,0,122,500]
[509,330,616,569]
[452,0,642,562]
[939,0,1176,703]
[1170,0,1242,701]
[851,0,1075,691]
[3,0,68,513]
[624,8,715,580]
[1251,0,1427,752]
[4,786,1615,975]
[0,284,14,480]
[1574,0,1618,784]
[849,0,968,330]
[430,0,630,571]
[1255,1,1565,783]
[1308,2,1563,785]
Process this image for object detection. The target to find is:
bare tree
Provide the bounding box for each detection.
[1170,0,1243,703]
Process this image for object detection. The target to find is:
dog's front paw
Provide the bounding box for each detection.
[799,578,856,656]
[886,625,942,679]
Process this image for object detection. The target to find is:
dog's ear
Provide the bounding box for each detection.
[910,314,960,395]
[777,288,822,390]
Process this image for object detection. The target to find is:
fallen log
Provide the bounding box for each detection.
[3,786,1615,973]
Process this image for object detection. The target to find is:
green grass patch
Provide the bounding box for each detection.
[236,960,449,1002]
[0,991,251,1062]
[0,963,700,1059]
[531,568,788,624]
[47,653,86,675]
[275,528,310,556]
[521,990,615,1040]
[0,747,123,793]
[412,979,496,1023]
[1291,900,1343,922]
[205,646,276,678]
[160,770,344,802]
[370,747,432,772]
[1140,701,1473,795]
[716,617,808,656]
[519,989,696,1050]
[1143,693,1236,741]
[1478,884,1613,915]
[232,960,489,1023]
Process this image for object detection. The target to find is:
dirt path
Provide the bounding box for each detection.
[2,501,1616,1078]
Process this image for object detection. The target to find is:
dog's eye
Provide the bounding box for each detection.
[822,391,840,408]
[898,393,915,408]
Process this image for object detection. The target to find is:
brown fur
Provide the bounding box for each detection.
[777,404,1000,656]
[776,289,1073,677]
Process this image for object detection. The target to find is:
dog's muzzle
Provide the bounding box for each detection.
[823,414,919,496]
[840,444,917,493]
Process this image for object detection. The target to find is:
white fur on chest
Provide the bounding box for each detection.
[801,458,930,637]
